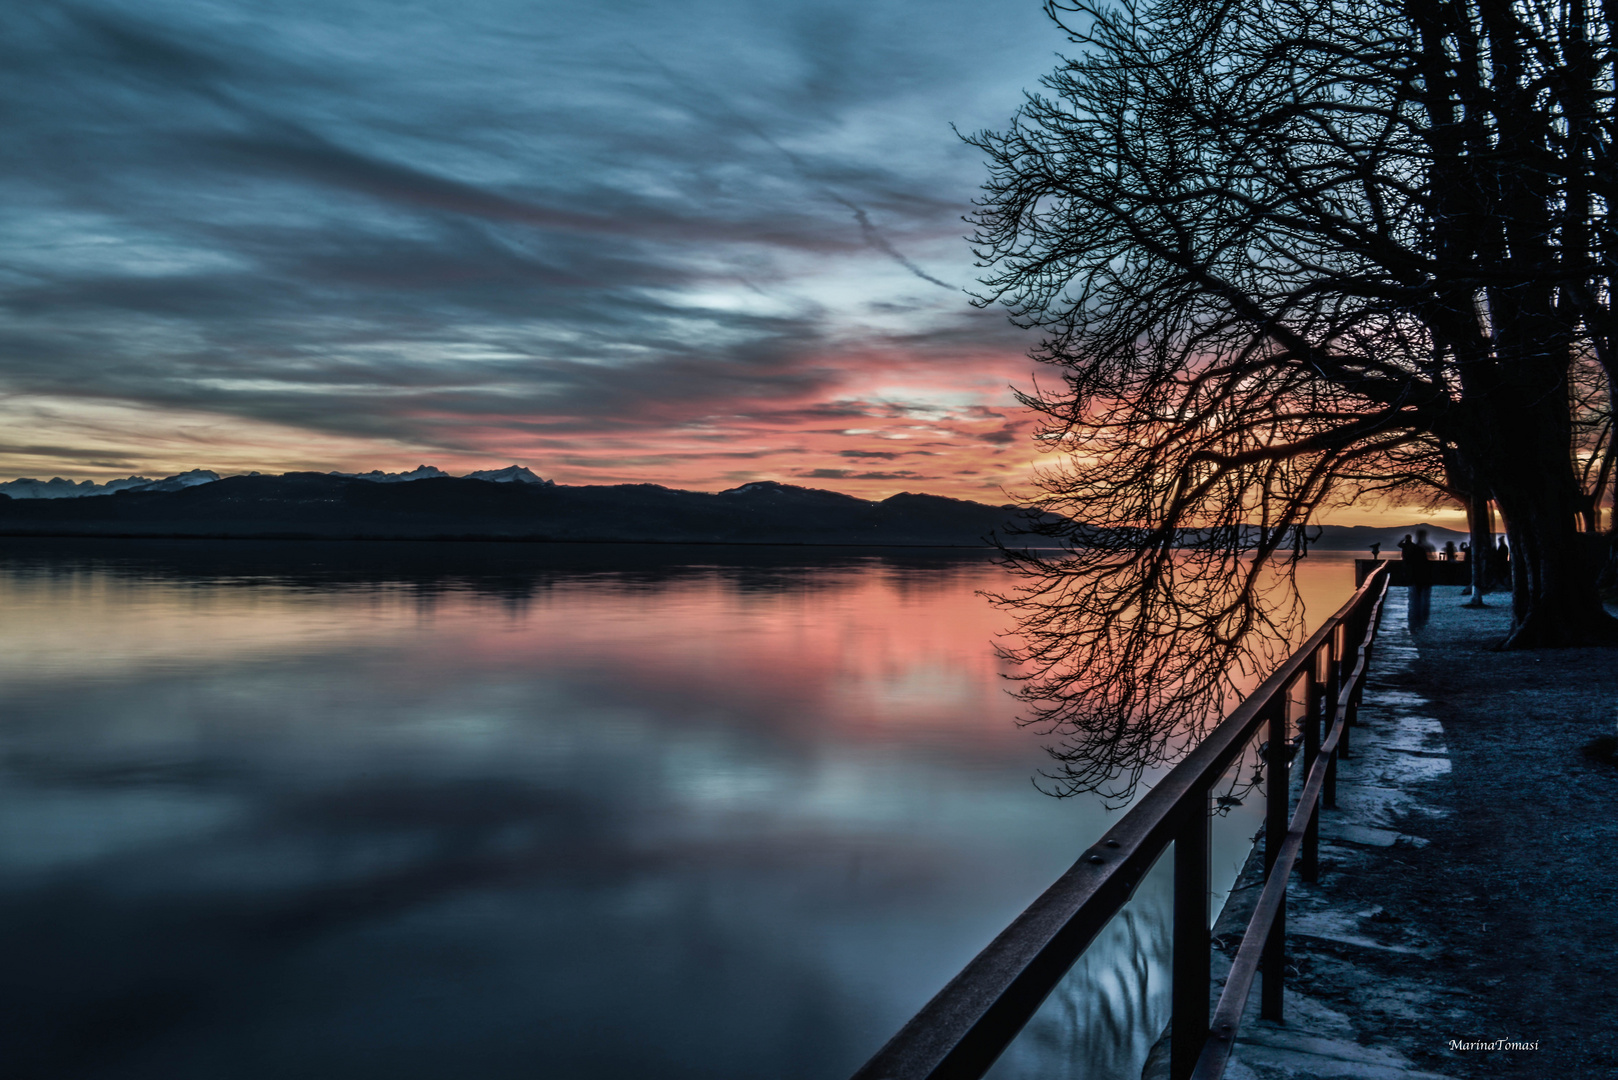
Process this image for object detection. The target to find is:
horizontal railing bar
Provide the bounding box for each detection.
[1190,576,1388,1080]
[851,564,1390,1080]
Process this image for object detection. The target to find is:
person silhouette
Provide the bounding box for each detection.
[1401,530,1433,628]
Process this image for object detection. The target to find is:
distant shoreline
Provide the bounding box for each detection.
[0,530,999,549]
[0,529,1450,553]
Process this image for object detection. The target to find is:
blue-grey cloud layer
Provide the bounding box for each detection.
[0,0,1050,462]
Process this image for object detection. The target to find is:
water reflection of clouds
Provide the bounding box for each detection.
[0,543,1022,750]
[0,786,245,875]
[0,542,1359,1080]
[0,542,1114,1079]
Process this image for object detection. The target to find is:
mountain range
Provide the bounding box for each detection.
[0,467,1470,549]
[0,472,1030,546]
[0,464,549,499]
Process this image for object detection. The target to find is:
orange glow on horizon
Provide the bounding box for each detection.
[0,344,1477,526]
[0,345,1051,504]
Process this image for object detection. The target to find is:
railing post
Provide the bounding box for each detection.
[1330,625,1345,703]
[1322,636,1339,810]
[1339,697,1353,761]
[1348,610,1366,759]
[1261,698,1288,1021]
[1332,625,1350,761]
[1345,576,1386,747]
[1355,590,1378,723]
[1170,785,1211,1080]
[1302,662,1322,884]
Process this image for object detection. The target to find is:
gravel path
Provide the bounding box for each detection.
[1394,587,1618,1076]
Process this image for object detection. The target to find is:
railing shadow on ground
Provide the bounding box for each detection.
[850,563,1392,1080]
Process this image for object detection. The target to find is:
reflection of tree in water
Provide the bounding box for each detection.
[996,524,1311,806]
[986,866,1174,1080]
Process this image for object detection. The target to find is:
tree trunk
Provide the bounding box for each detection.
[1508,523,1529,626]
[1493,470,1618,647]
[1464,486,1490,605]
[1448,209,1618,644]
[1462,340,1618,646]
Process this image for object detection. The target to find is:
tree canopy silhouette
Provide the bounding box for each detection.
[974,0,1618,795]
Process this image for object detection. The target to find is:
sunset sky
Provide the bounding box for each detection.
[1,0,1064,498]
[0,1,1450,526]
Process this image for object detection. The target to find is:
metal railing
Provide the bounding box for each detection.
[850,563,1391,1080]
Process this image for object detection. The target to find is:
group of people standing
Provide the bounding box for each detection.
[1388,528,1511,627]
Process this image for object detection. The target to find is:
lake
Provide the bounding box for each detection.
[0,540,1362,1080]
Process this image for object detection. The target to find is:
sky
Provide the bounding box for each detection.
[0,0,1077,502]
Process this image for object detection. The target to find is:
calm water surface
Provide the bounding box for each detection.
[0,541,1360,1080]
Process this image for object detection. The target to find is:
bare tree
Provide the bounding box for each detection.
[973,0,1618,793]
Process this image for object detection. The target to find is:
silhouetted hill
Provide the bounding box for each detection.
[0,474,1036,546]
[0,470,1483,550]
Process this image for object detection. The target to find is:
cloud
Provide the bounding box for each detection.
[799,468,921,481]
[976,424,1024,445]
[0,0,1057,499]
